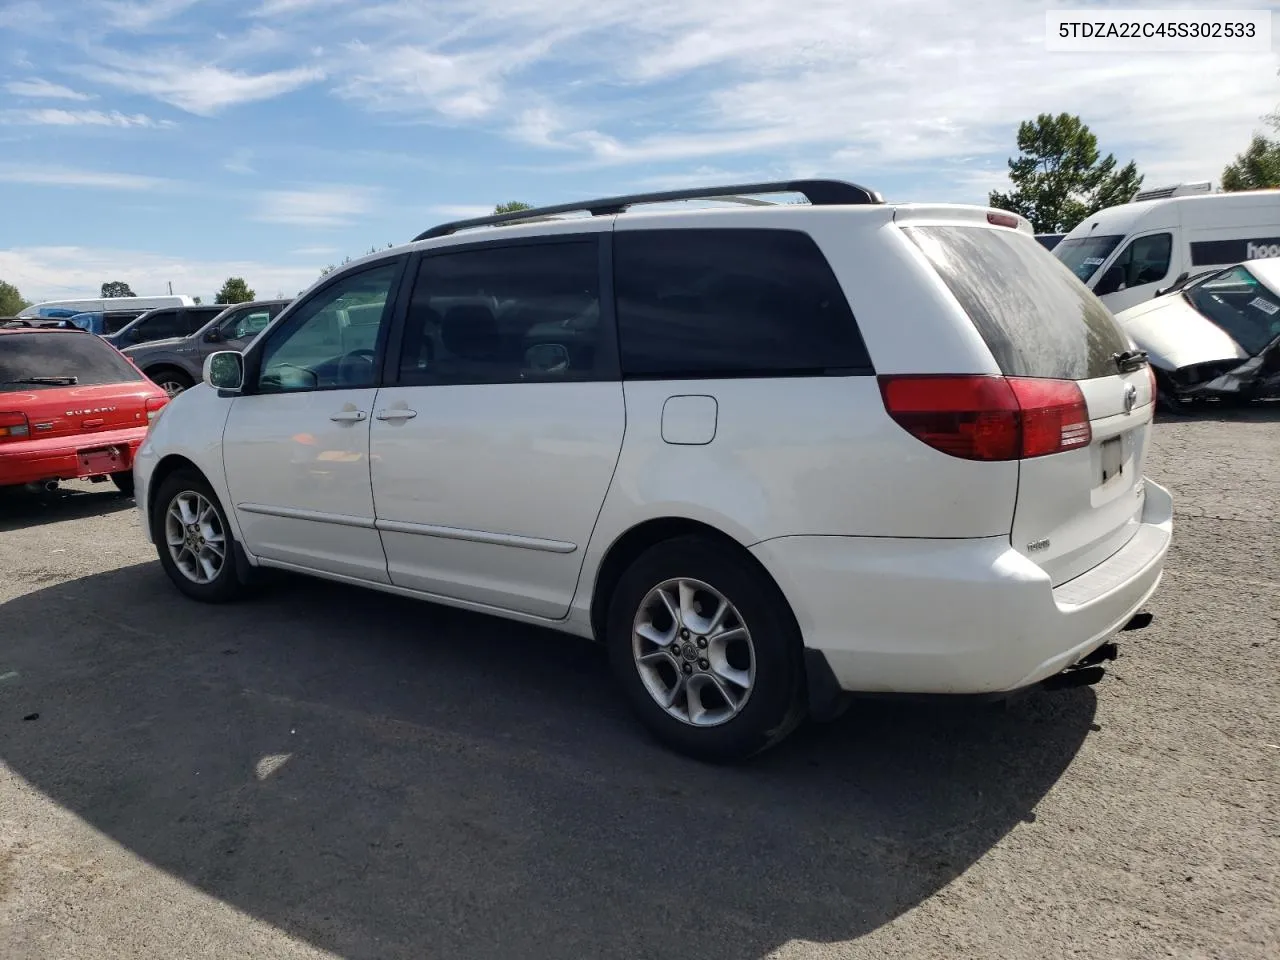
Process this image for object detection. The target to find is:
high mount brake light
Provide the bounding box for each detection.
[986,212,1020,229]
[878,375,1092,461]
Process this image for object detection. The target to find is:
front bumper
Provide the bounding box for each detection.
[0,427,148,487]
[751,479,1173,700]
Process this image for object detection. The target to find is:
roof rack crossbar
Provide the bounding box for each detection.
[413,179,884,241]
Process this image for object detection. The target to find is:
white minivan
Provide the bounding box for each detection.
[134,180,1172,761]
[1055,189,1280,314]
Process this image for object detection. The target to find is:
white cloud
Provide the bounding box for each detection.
[224,147,255,174]
[0,245,322,302]
[0,165,170,190]
[303,0,1280,190]
[0,1,56,29]
[5,78,94,100]
[256,186,376,226]
[253,0,344,15]
[100,0,204,31]
[79,57,323,115]
[426,204,496,218]
[290,245,340,256]
[6,108,173,128]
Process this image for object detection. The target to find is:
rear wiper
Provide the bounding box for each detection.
[3,376,79,385]
[1112,350,1148,373]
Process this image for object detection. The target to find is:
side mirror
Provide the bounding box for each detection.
[204,351,244,393]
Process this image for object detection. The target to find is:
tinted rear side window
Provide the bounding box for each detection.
[186,307,223,333]
[614,228,871,378]
[1,333,144,389]
[904,225,1129,381]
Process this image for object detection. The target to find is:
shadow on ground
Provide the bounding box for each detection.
[0,485,134,533]
[1,563,1096,959]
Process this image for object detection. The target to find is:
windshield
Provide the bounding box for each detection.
[1054,234,1124,283]
[0,332,144,390]
[1185,266,1280,356]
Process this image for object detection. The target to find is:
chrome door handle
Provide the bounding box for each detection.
[375,409,417,421]
[330,410,368,423]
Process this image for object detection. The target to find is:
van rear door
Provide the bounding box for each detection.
[902,222,1154,586]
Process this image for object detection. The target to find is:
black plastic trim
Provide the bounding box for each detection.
[804,649,851,723]
[414,179,884,241]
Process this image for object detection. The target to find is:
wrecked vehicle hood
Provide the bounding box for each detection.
[1116,295,1248,371]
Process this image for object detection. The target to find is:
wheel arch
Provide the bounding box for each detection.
[143,363,195,387]
[587,516,797,646]
[145,453,204,525]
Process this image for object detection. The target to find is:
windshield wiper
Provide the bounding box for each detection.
[1112,349,1149,373]
[3,376,79,385]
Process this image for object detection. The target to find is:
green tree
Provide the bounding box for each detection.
[214,277,255,304]
[100,280,135,298]
[0,279,30,315]
[1222,111,1280,191]
[494,201,534,214]
[988,113,1144,233]
[192,296,202,304]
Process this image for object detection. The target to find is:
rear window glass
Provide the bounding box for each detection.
[904,225,1130,381]
[614,228,871,378]
[0,332,143,390]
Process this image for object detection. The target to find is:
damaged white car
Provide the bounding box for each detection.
[1114,258,1280,412]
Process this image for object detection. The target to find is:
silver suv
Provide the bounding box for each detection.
[124,299,291,396]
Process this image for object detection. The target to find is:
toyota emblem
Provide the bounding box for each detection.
[1123,383,1138,414]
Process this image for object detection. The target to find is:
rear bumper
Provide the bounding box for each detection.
[0,427,148,486]
[750,479,1173,699]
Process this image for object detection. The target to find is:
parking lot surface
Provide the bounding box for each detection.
[1,406,1277,960]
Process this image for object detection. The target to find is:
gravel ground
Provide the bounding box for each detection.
[0,405,1277,960]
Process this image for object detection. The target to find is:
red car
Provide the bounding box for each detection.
[0,325,169,496]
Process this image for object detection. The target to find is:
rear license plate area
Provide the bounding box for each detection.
[78,445,129,475]
[1100,436,1123,484]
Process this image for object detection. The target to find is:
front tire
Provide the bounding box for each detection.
[151,469,245,603]
[606,535,806,762]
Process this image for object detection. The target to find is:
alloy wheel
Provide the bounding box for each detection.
[164,490,226,584]
[631,577,756,727]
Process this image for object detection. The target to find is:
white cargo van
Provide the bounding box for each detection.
[18,295,193,320]
[1054,189,1280,314]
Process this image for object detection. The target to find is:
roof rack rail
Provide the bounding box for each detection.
[413,179,884,241]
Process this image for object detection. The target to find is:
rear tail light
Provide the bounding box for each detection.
[0,411,30,441]
[878,375,1092,461]
[145,397,168,422]
[1147,363,1157,403]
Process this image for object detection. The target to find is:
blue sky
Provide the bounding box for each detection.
[1,0,1278,302]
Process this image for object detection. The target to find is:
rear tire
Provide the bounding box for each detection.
[147,367,194,397]
[111,471,134,497]
[606,535,807,762]
[150,468,246,603]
